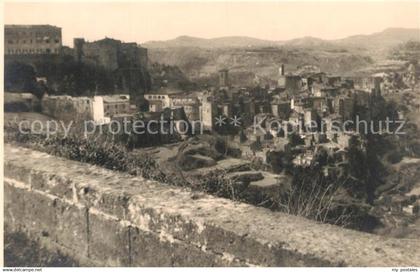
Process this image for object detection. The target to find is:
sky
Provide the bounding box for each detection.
[4,1,420,47]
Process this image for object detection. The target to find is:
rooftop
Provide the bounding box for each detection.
[5,24,61,29]
[148,88,186,95]
[102,94,130,103]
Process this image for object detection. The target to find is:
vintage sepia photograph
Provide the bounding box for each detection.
[2,0,420,269]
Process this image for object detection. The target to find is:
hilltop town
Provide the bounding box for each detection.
[4,24,420,237]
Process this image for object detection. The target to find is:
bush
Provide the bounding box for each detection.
[387,151,403,164]
[4,124,166,183]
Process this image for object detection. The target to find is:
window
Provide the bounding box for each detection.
[8,40,13,44]
[55,38,60,43]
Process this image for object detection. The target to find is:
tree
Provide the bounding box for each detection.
[250,138,262,153]
[239,130,248,143]
[288,132,304,147]
[4,61,38,92]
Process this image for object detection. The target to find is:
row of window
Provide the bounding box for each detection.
[8,38,60,44]
[147,95,196,103]
[147,95,167,100]
[173,98,195,103]
[6,30,60,36]
[105,104,129,110]
[183,106,198,111]
[6,48,59,54]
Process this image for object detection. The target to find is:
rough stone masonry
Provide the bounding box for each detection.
[4,143,420,266]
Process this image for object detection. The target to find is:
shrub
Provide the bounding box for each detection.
[387,151,403,164]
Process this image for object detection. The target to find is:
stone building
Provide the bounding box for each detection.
[42,94,131,123]
[171,95,200,121]
[73,37,148,69]
[5,25,62,55]
[334,95,354,121]
[271,100,291,119]
[144,88,184,112]
[73,37,150,96]
[285,75,303,95]
[348,76,382,97]
[144,89,201,122]
[102,95,131,117]
[42,95,93,122]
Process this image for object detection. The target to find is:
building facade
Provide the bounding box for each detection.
[5,25,62,55]
[171,95,200,121]
[102,95,131,117]
[42,94,130,123]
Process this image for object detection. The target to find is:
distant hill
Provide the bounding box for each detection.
[144,35,278,49]
[336,28,420,49]
[143,28,420,49]
[284,36,333,48]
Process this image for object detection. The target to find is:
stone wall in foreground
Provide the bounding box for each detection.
[4,144,420,266]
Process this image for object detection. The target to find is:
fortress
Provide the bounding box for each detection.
[73,37,148,71]
[4,24,151,98]
[72,37,150,94]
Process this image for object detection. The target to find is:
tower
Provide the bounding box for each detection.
[279,64,285,76]
[92,96,106,124]
[278,64,286,88]
[200,95,214,130]
[73,38,85,62]
[219,69,229,88]
[372,77,382,97]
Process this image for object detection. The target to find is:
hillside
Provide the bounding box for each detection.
[143,28,420,86]
[147,46,373,86]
